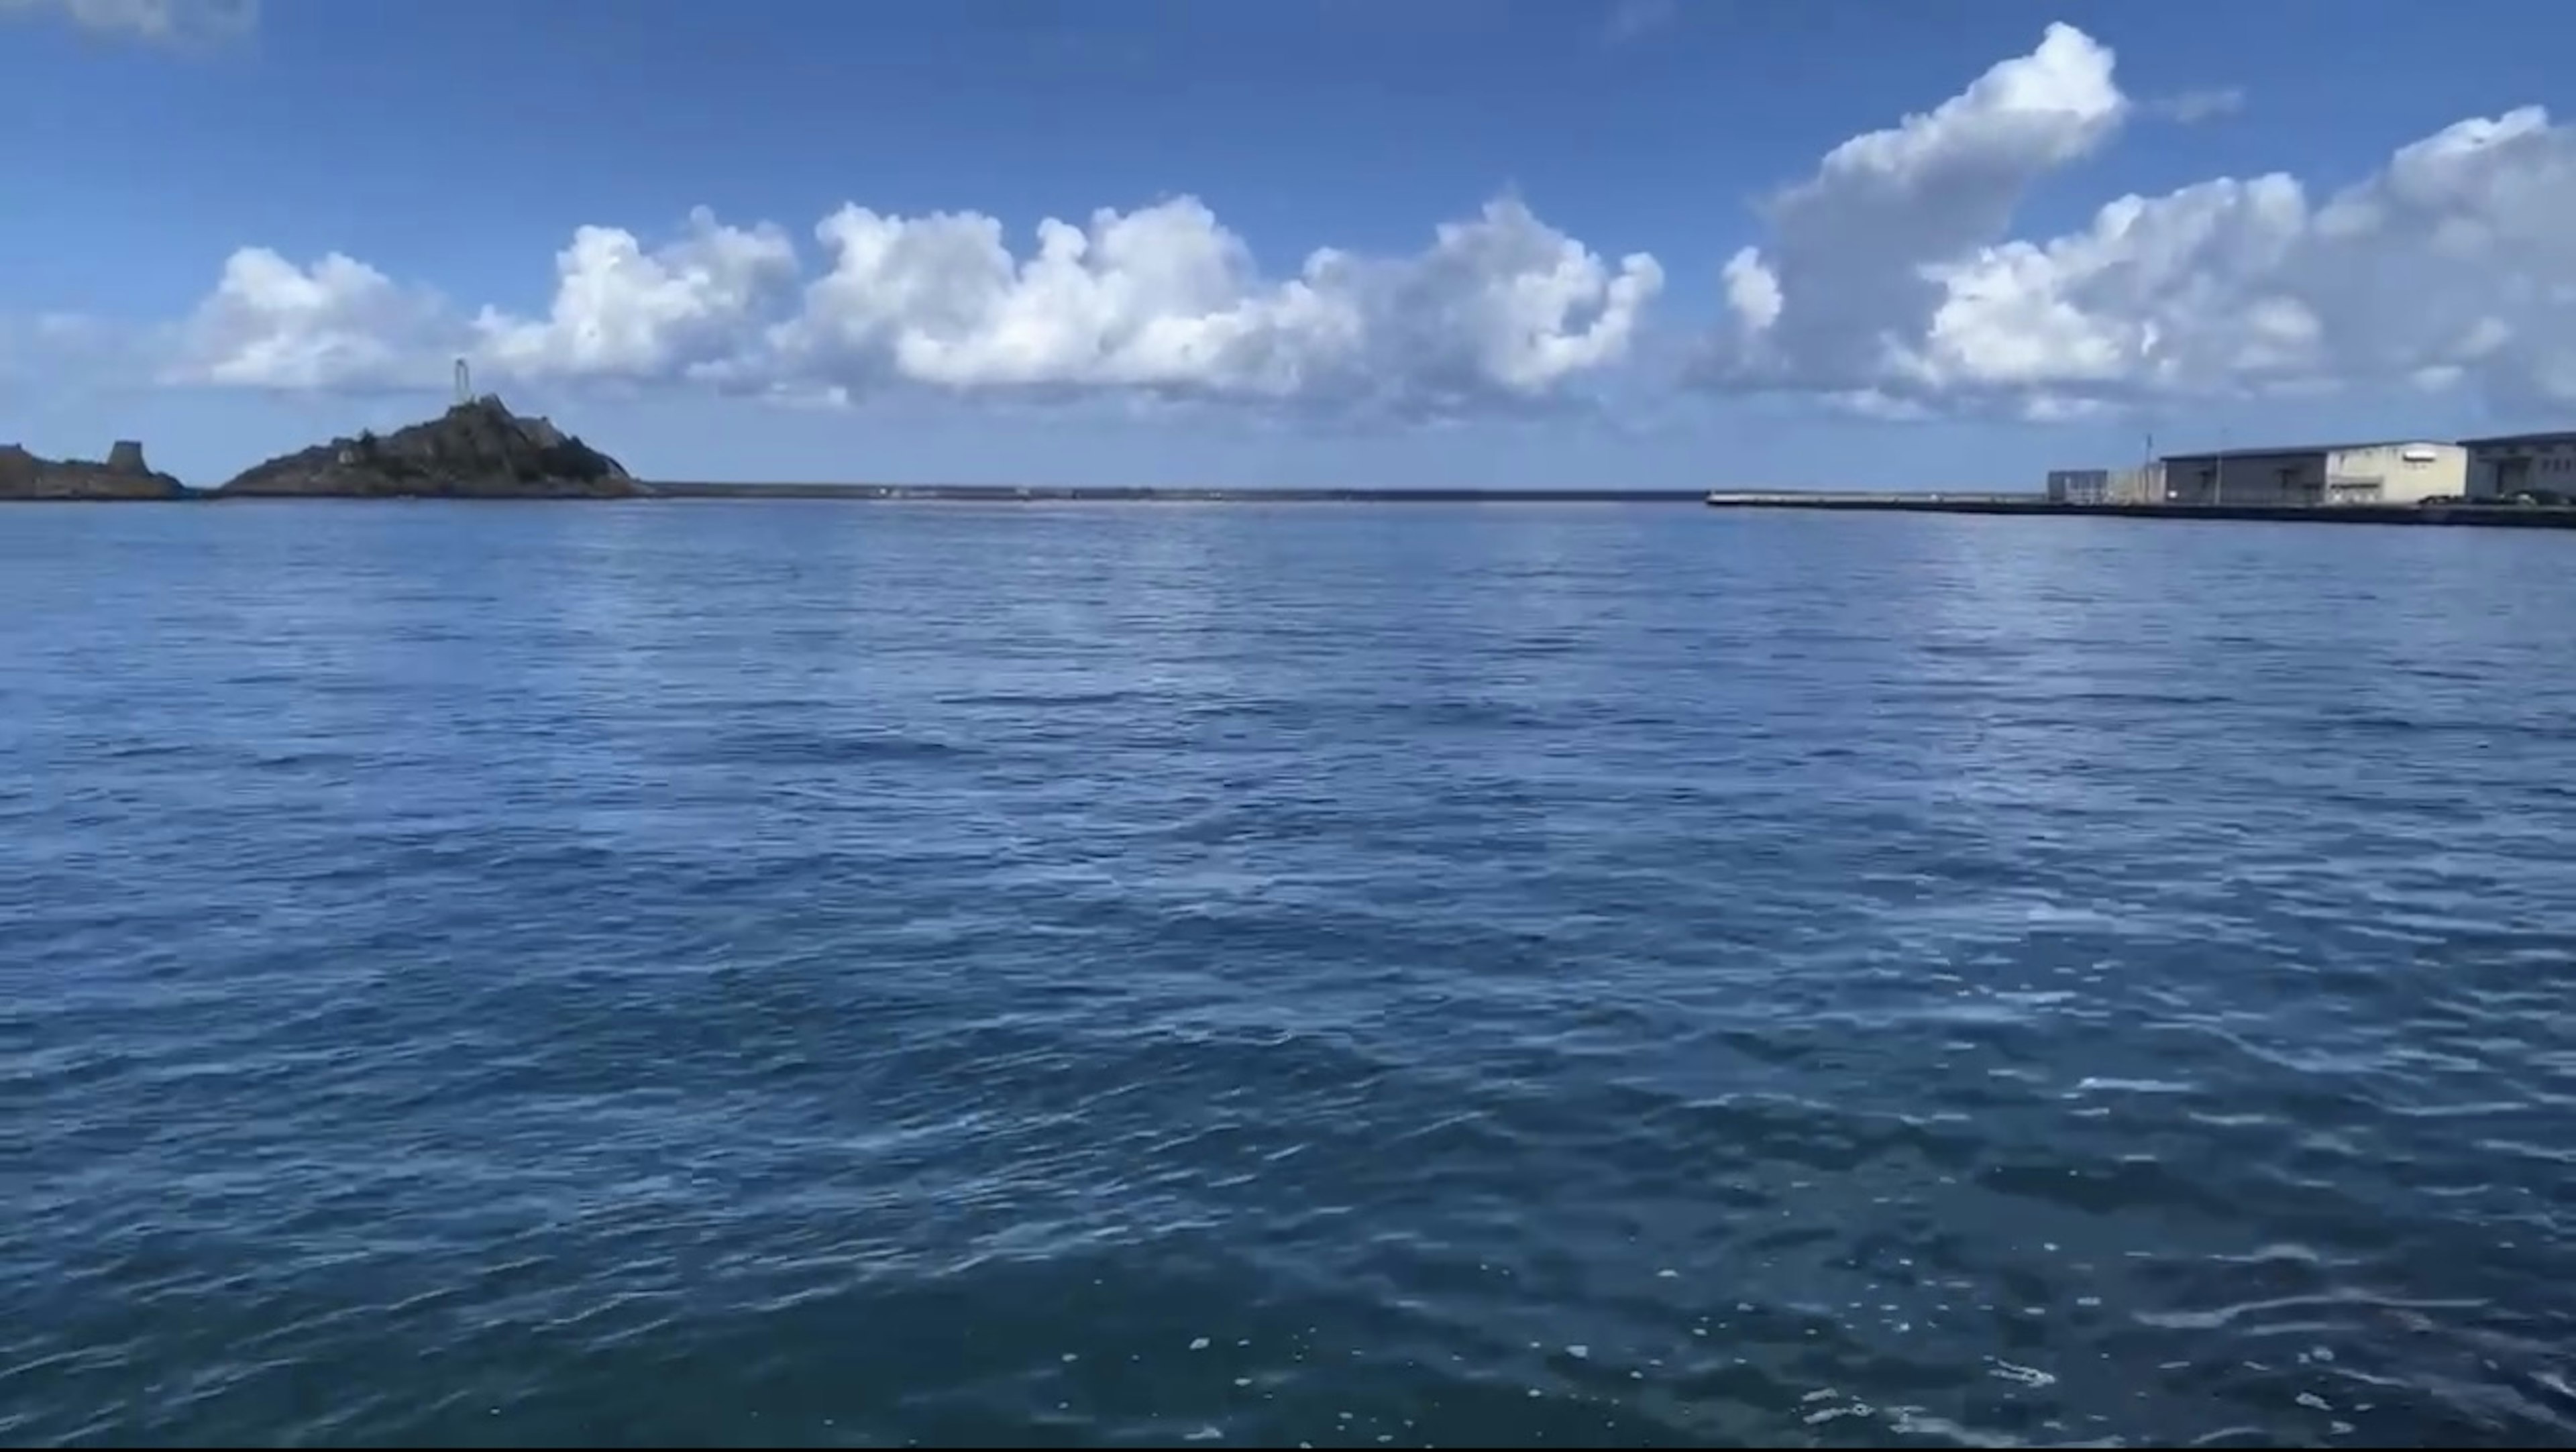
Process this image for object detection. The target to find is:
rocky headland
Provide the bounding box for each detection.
[216,395,639,498]
[0,439,189,500]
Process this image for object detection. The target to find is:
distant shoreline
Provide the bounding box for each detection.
[20,481,2576,527]
[1,484,1720,505]
[644,484,1712,504]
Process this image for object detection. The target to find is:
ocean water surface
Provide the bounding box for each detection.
[7,500,2576,1447]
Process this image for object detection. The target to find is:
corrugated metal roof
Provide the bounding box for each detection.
[2159,439,2450,462]
[2457,431,2576,448]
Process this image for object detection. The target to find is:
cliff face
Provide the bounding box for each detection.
[217,396,639,498]
[0,440,189,500]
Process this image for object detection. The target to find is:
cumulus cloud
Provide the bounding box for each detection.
[472,207,802,384]
[169,249,458,392]
[1707,22,2129,409]
[1708,21,2576,417]
[760,197,1358,401]
[164,195,1662,417]
[147,19,2576,424]
[0,0,253,42]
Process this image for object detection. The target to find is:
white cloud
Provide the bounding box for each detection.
[0,0,253,42]
[472,207,801,383]
[761,197,1359,400]
[162,195,1662,417]
[168,248,458,392]
[1708,21,2576,417]
[145,19,2576,425]
[1707,22,2128,408]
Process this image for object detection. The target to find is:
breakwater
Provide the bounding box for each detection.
[645,484,1710,504]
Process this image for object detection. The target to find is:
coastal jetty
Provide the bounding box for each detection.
[217,396,637,499]
[0,439,186,500]
[1703,490,2576,531]
[643,484,1709,504]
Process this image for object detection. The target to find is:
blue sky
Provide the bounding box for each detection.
[3,0,2573,488]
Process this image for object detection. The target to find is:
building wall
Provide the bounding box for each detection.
[2161,451,2329,506]
[2046,468,2110,503]
[2467,438,2576,499]
[2106,463,2165,503]
[2322,443,2467,504]
[2043,465,2168,503]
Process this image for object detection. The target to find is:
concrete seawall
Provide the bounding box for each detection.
[645,484,1713,504]
[1703,492,2576,530]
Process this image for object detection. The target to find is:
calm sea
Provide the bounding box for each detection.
[8,501,2576,1447]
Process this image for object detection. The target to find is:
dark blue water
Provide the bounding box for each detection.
[9,501,2576,1447]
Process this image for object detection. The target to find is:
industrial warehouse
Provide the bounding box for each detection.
[1708,427,2576,530]
[2048,432,2576,508]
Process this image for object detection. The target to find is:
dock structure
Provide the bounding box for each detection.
[1703,491,2040,509]
[643,484,1712,504]
[1729,425,2576,530]
[1699,490,2576,530]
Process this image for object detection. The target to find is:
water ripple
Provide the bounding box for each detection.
[6,504,2576,1445]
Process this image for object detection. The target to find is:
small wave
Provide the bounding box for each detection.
[669,727,981,766]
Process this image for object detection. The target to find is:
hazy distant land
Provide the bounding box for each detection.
[10,398,2576,527]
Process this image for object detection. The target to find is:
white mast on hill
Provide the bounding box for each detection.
[454,357,473,407]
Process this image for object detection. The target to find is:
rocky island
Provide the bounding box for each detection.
[0,439,189,500]
[215,395,639,499]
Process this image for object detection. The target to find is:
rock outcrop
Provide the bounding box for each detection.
[216,396,640,498]
[0,439,190,500]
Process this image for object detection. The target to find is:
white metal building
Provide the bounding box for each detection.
[2157,441,2466,506]
[2320,441,2467,503]
[2460,431,2576,500]
[2106,463,2165,503]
